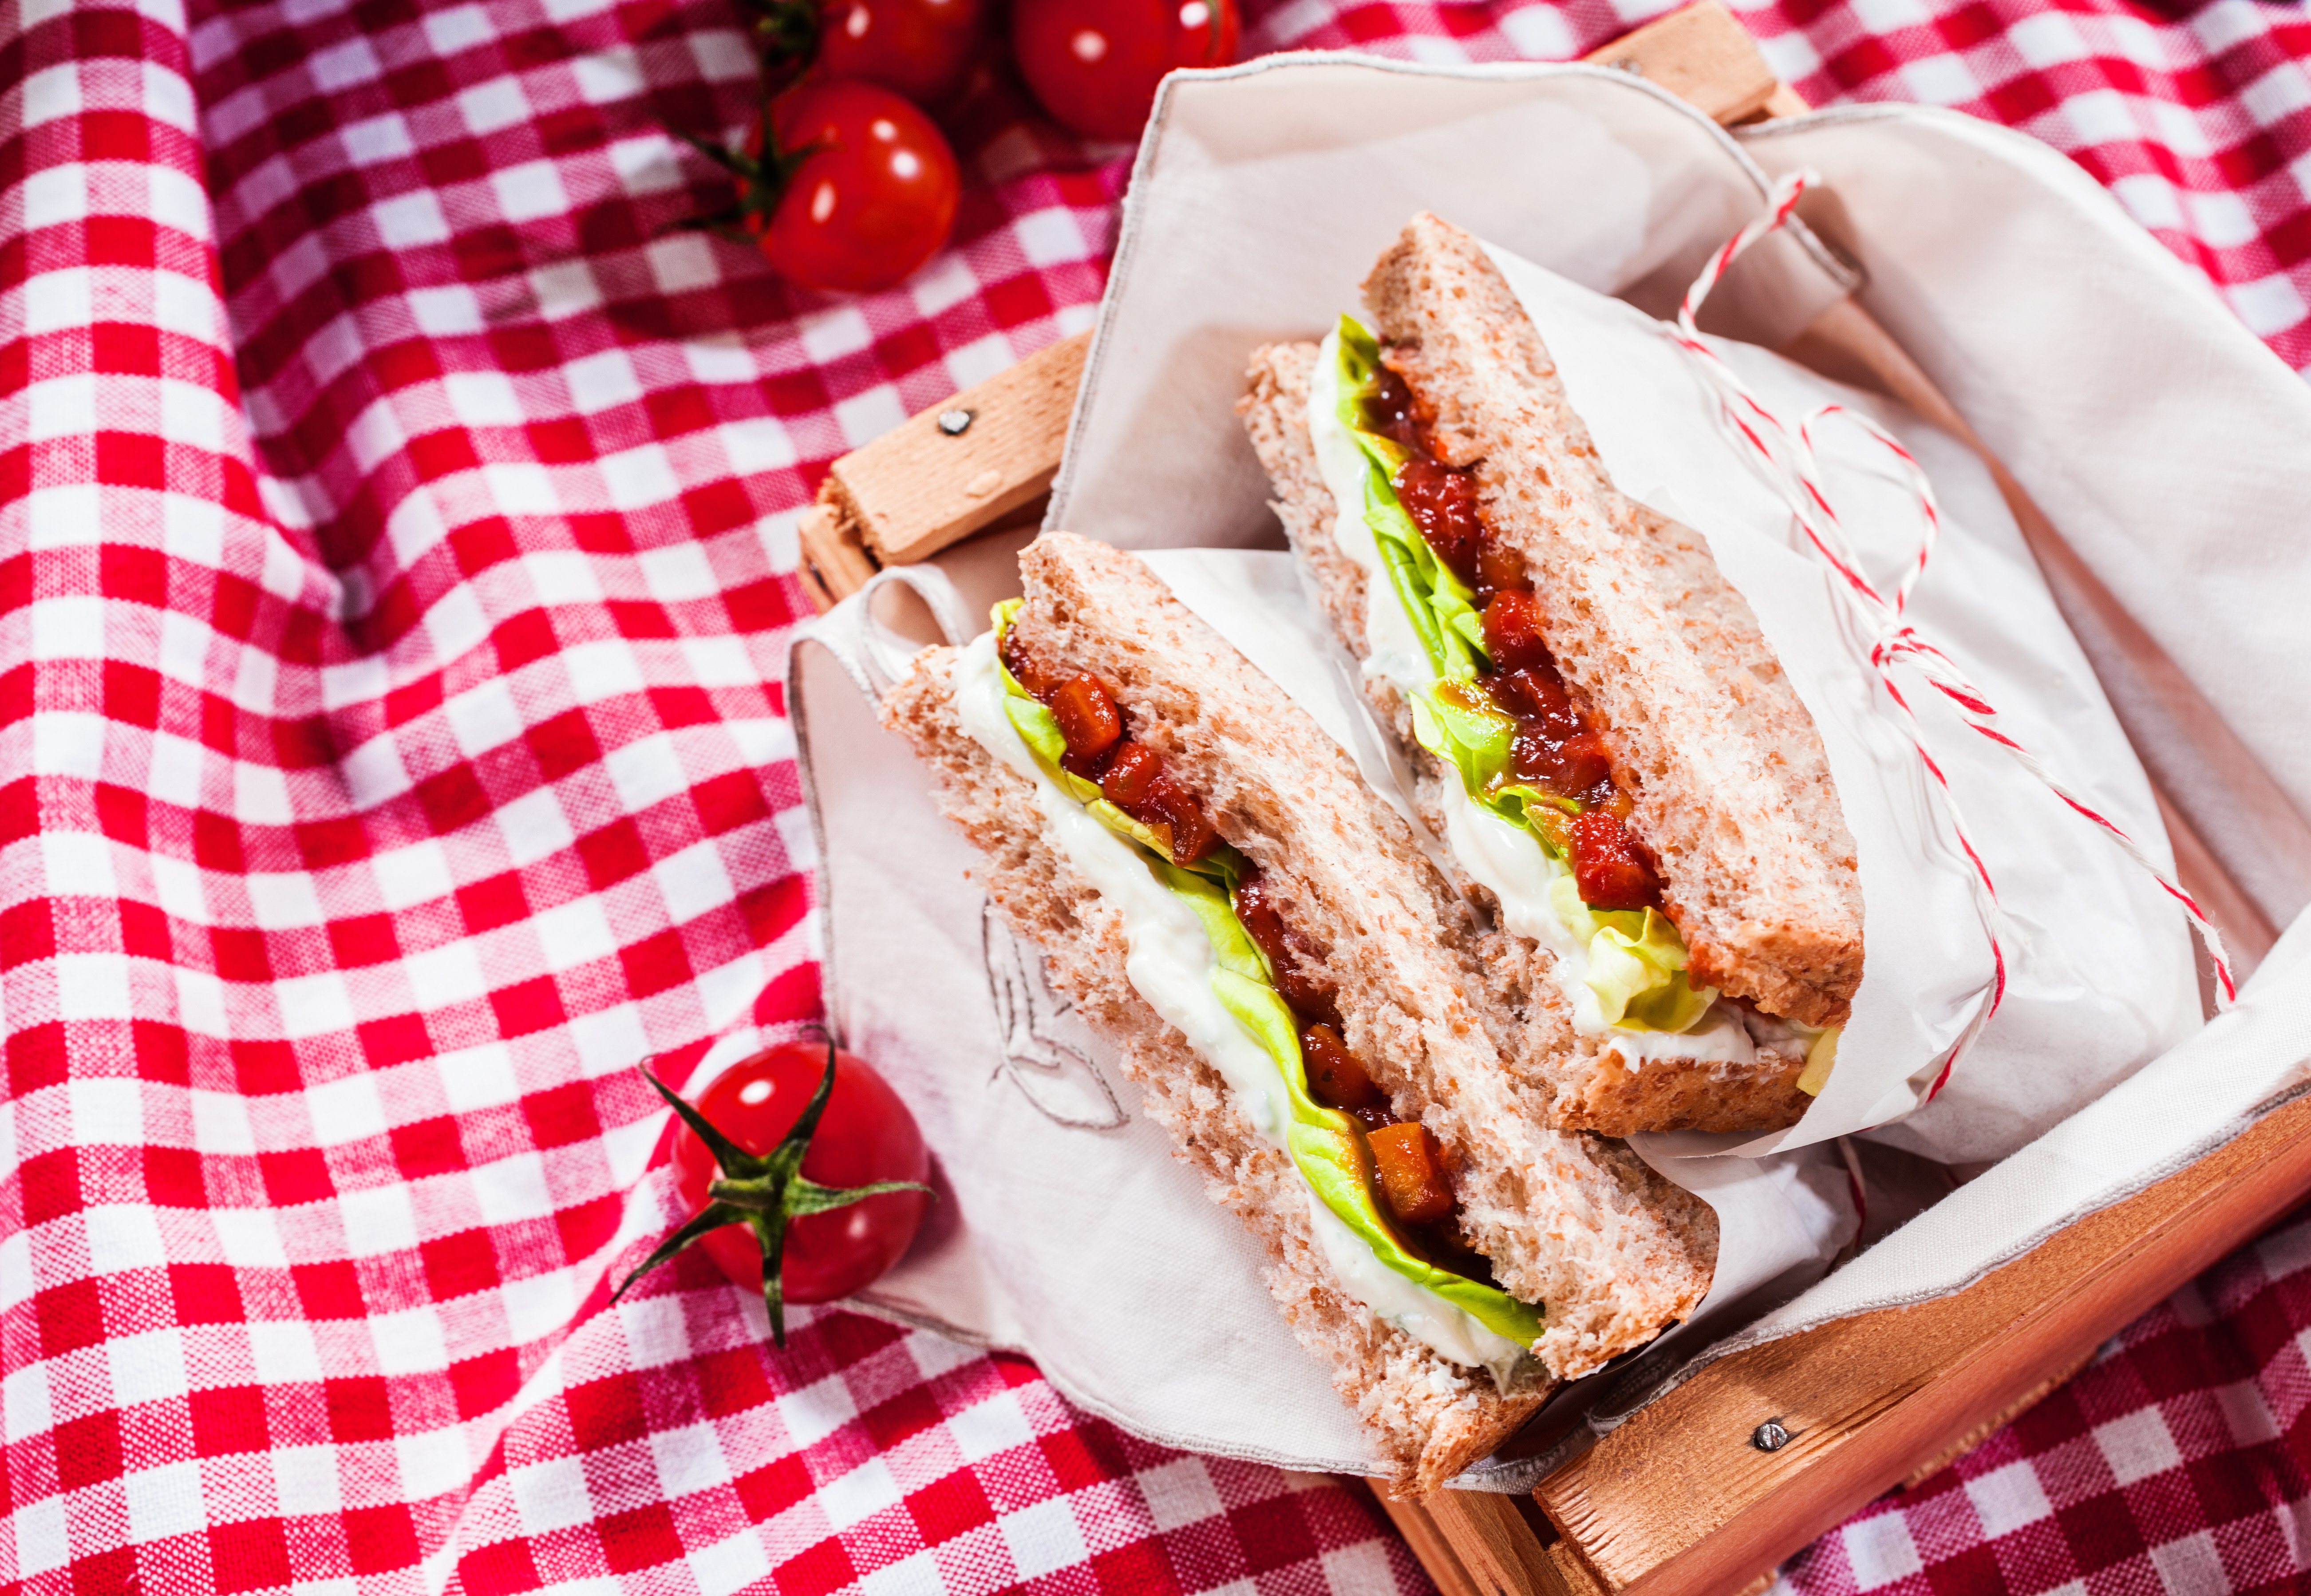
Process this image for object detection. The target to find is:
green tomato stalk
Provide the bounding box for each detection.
[615,1044,932,1347]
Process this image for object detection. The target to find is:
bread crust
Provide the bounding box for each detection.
[1358,213,1864,1031]
[879,533,1722,1488]
[1241,341,1814,1135]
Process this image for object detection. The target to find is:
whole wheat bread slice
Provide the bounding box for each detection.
[880,532,1718,1490]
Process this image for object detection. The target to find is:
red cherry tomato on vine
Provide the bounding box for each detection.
[818,0,987,105]
[672,1042,930,1307]
[746,81,961,294]
[1011,0,1239,142]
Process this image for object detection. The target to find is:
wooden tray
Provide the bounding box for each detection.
[794,9,2303,1589]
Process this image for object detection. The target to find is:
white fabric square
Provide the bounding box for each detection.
[370,1307,452,1374]
[399,937,488,1004]
[2148,1529,2225,1594]
[648,1419,734,1499]
[1963,1459,2053,1539]
[834,386,907,450]
[777,1374,858,1451]
[395,1425,471,1499]
[332,734,409,818]
[275,972,358,1039]
[653,840,737,925]
[337,1185,421,1257]
[603,733,689,814]
[19,63,82,127]
[1841,1512,1923,1590]
[531,895,616,973]
[54,953,134,1021]
[445,677,525,760]
[599,444,681,510]
[496,786,579,870]
[1135,1458,1222,1533]
[273,1445,343,1516]
[686,1529,774,1596]
[22,167,88,229]
[443,369,525,428]
[606,133,682,195]
[944,1390,1033,1466]
[340,112,414,166]
[68,1078,142,1152]
[309,36,383,91]
[408,284,485,336]
[12,1494,71,1578]
[373,190,451,248]
[244,1321,325,1383]
[209,1207,289,1268]
[563,349,642,414]
[458,77,531,136]
[83,1204,170,1275]
[2096,1406,2184,1486]
[245,869,325,929]
[999,1496,1087,1581]
[491,161,570,224]
[109,1328,192,1407]
[423,3,493,53]
[468,1151,554,1227]
[306,1072,388,1147]
[644,233,719,295]
[189,1089,257,1156]
[508,1455,596,1534]
[817,1456,900,1533]
[573,48,643,105]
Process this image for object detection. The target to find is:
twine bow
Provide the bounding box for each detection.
[1667,171,2234,1099]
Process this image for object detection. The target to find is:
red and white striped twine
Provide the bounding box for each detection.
[1670,170,2236,1098]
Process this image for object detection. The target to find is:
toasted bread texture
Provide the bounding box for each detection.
[1358,213,1863,1030]
[879,532,1719,1490]
[1241,340,1814,1135]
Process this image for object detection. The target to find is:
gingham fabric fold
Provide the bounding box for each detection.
[0,0,2302,1589]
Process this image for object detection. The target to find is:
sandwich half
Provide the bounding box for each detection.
[1239,213,1864,1138]
[882,531,1717,1491]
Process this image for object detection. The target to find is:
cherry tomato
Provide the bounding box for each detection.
[672,1041,930,1305]
[1011,0,1240,142]
[818,0,987,105]
[751,82,961,293]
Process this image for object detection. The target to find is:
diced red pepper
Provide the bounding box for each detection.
[1368,1122,1454,1225]
[1098,741,1162,807]
[1477,541,1528,598]
[1139,772,1218,864]
[1302,1024,1384,1113]
[1048,673,1122,761]
[1234,869,1340,1027]
[1001,632,1055,696]
[1481,589,1555,674]
[1394,455,1485,590]
[1571,809,1662,911]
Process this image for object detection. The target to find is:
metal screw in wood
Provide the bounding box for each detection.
[1751,1419,1792,1452]
[937,407,975,435]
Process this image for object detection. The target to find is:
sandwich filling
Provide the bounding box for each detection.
[952,602,1545,1384]
[1309,318,1837,1085]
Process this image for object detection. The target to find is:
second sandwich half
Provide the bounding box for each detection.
[884,532,1716,1492]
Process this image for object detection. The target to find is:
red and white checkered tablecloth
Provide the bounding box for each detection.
[2,0,2303,1588]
